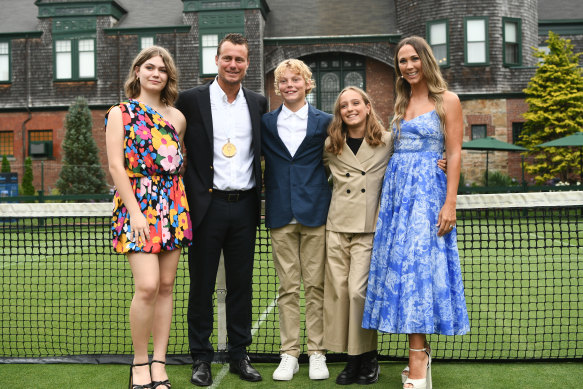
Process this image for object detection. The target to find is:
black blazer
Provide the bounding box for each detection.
[175,80,268,229]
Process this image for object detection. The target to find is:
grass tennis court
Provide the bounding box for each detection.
[0,194,582,387]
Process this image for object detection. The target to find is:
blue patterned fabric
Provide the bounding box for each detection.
[362,110,470,335]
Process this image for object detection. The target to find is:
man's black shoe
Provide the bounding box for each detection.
[229,355,262,382]
[336,354,361,385]
[357,350,380,385]
[191,360,212,387]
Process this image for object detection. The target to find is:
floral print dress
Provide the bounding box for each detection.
[362,110,470,335]
[105,99,193,253]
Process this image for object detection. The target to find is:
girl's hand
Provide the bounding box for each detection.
[129,211,150,244]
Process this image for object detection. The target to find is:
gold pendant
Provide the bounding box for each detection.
[222,139,237,158]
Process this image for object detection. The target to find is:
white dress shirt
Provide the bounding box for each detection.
[277,102,309,158]
[209,79,254,191]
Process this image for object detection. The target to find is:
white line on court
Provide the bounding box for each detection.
[210,297,278,388]
[531,233,582,250]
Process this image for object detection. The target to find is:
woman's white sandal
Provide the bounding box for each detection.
[402,347,432,389]
[401,342,430,384]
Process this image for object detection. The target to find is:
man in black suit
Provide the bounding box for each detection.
[175,33,268,386]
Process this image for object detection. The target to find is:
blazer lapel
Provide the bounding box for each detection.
[294,104,319,156]
[198,83,213,145]
[355,139,375,167]
[337,141,361,168]
[243,87,261,137]
[267,106,293,160]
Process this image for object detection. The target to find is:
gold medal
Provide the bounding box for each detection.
[222,138,237,158]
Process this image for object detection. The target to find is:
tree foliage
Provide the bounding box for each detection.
[1,155,10,173]
[520,32,583,184]
[21,157,35,195]
[56,97,107,194]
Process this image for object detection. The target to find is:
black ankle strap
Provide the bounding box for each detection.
[151,360,166,365]
[132,361,150,367]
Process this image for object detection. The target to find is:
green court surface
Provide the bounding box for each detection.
[0,204,582,378]
[2,361,583,388]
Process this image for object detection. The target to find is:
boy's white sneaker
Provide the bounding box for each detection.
[272,353,299,381]
[309,352,329,380]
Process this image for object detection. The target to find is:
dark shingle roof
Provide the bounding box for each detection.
[0,0,186,35]
[113,0,184,28]
[0,0,39,34]
[538,0,583,20]
[263,0,398,38]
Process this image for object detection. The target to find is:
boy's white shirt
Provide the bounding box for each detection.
[276,101,309,158]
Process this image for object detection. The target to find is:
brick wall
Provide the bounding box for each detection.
[506,98,532,183]
[365,58,395,128]
[460,98,531,184]
[0,109,111,193]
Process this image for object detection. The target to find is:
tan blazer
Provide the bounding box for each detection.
[323,131,393,233]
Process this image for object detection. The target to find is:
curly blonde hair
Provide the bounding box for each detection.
[392,36,447,134]
[325,86,386,155]
[273,58,315,95]
[124,45,179,106]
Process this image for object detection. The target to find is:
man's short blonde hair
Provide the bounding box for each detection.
[273,58,315,96]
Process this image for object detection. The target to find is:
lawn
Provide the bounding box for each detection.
[0,204,582,386]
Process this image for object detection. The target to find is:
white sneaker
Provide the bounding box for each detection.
[309,352,329,380]
[272,353,299,381]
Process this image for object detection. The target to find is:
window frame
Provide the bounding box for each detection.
[426,19,450,67]
[0,40,10,83]
[139,35,156,50]
[471,124,488,140]
[464,16,489,66]
[28,130,54,159]
[53,36,97,81]
[512,122,524,144]
[0,131,14,157]
[200,33,221,77]
[303,53,366,113]
[503,17,522,67]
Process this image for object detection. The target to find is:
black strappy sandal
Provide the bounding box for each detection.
[129,361,153,389]
[151,360,172,389]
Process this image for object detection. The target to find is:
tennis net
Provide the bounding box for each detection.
[0,191,582,363]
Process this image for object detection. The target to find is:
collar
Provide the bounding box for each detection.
[211,77,245,104]
[280,102,309,120]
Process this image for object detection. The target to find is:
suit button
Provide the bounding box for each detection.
[361,171,366,175]
[210,165,213,170]
[361,188,366,193]
[209,188,213,193]
[346,189,351,194]
[346,173,350,177]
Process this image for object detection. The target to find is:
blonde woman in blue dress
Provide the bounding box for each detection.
[362,36,470,389]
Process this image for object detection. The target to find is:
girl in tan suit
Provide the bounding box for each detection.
[322,87,392,385]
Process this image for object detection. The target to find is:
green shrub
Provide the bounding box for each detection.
[1,155,10,172]
[483,170,518,187]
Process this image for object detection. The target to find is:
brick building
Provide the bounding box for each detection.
[0,0,581,192]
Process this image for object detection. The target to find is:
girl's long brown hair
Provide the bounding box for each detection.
[124,45,179,106]
[392,36,447,133]
[326,86,386,155]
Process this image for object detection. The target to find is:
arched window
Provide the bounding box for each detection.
[303,53,366,113]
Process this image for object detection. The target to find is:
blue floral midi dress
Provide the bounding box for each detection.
[362,110,470,335]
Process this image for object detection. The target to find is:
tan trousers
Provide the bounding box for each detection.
[270,223,326,358]
[323,231,377,355]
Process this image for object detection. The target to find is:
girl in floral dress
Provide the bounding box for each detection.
[105,45,192,389]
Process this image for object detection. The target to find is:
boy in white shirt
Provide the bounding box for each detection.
[261,59,333,381]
